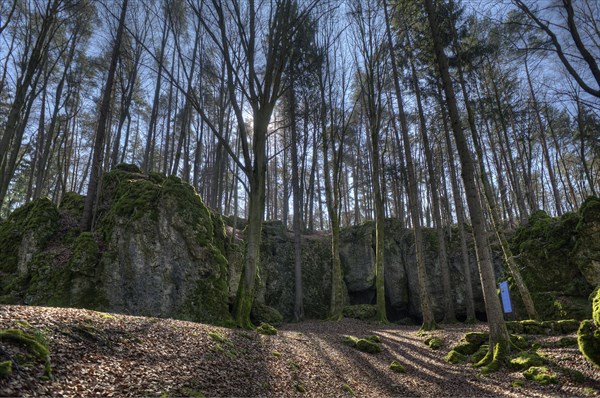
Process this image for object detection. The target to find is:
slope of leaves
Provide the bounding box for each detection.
[0,305,599,397]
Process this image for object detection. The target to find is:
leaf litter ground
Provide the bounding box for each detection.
[1,305,599,397]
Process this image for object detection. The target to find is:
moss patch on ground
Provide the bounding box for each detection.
[0,328,52,377]
[523,366,557,384]
[342,334,382,353]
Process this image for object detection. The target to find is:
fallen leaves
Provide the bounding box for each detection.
[0,305,599,397]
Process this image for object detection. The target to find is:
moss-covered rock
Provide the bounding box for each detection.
[578,319,600,368]
[59,192,85,218]
[0,198,60,303]
[424,337,443,350]
[556,319,581,334]
[511,208,594,320]
[464,332,488,346]
[342,335,360,347]
[256,322,277,336]
[343,304,377,320]
[573,197,600,287]
[356,338,382,353]
[0,328,51,377]
[471,344,489,364]
[257,222,332,321]
[389,360,406,372]
[523,366,557,384]
[445,350,467,364]
[452,342,479,356]
[508,352,545,370]
[98,169,231,324]
[251,303,284,326]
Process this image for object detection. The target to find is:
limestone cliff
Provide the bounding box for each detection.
[0,166,598,324]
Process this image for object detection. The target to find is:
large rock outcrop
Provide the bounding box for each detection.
[0,165,231,324]
[1,166,598,324]
[511,205,597,320]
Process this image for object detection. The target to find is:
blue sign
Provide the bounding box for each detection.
[499,281,513,313]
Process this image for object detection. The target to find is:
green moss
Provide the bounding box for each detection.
[464,332,488,346]
[578,320,600,368]
[389,360,406,372]
[523,366,558,384]
[445,350,467,364]
[272,351,282,358]
[471,344,489,364]
[510,334,531,350]
[0,197,60,300]
[208,331,228,344]
[366,335,381,343]
[452,342,479,356]
[256,322,277,335]
[511,379,525,388]
[294,383,306,393]
[480,340,509,374]
[508,352,545,370]
[59,192,85,217]
[0,328,51,377]
[342,383,355,396]
[424,337,443,350]
[342,335,359,347]
[115,163,142,173]
[0,361,12,378]
[593,288,600,326]
[356,338,382,353]
[342,304,377,320]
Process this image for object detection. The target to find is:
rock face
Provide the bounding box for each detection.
[1,165,598,324]
[256,219,490,322]
[512,203,598,320]
[0,165,231,324]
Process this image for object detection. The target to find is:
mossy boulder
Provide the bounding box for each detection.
[59,192,85,218]
[0,198,60,303]
[251,303,284,326]
[342,335,382,353]
[511,208,594,320]
[508,352,545,370]
[424,337,443,350]
[389,360,406,372]
[572,197,600,287]
[97,169,231,324]
[256,322,277,336]
[464,332,488,346]
[445,350,467,364]
[0,328,51,377]
[578,289,600,369]
[356,338,382,353]
[452,342,479,356]
[523,366,557,384]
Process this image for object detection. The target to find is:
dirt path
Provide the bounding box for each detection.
[0,305,598,397]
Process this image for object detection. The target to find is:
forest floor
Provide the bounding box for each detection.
[0,305,599,397]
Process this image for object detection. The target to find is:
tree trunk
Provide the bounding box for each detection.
[424,0,511,366]
[81,0,128,231]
